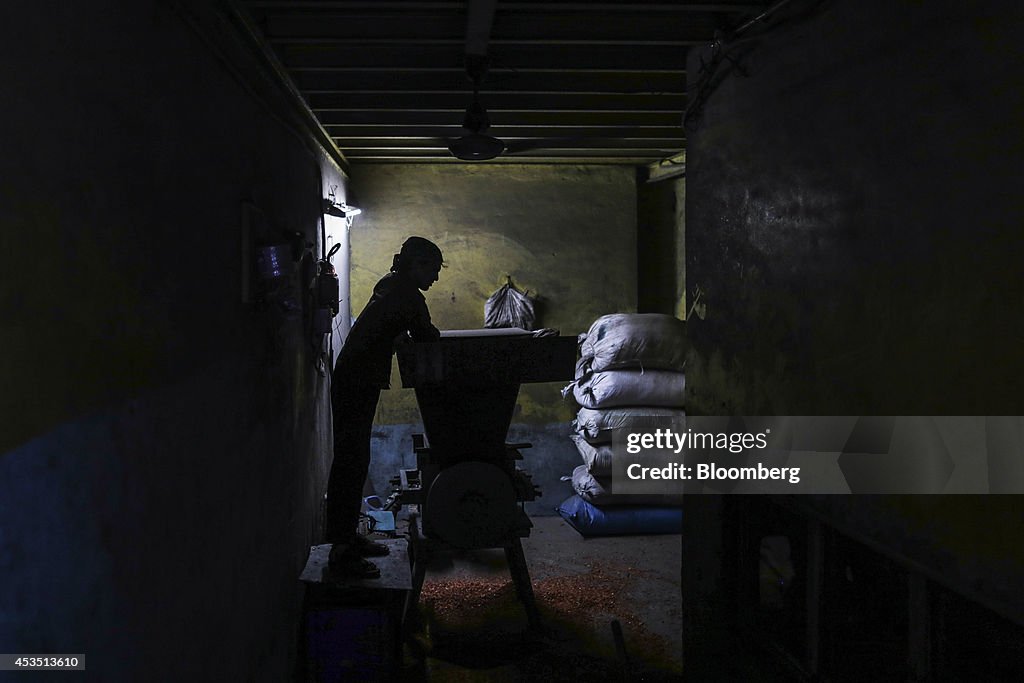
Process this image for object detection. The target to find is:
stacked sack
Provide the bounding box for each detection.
[556,314,687,536]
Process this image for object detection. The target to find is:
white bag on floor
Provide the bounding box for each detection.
[570,433,615,476]
[564,369,685,409]
[573,406,687,445]
[569,465,684,506]
[578,313,687,372]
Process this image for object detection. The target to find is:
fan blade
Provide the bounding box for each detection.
[465,0,498,57]
[505,135,657,155]
[504,137,591,154]
[501,127,655,153]
[449,133,505,161]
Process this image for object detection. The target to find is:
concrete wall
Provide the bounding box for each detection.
[0,2,346,679]
[685,0,1024,417]
[346,163,638,512]
[638,175,686,317]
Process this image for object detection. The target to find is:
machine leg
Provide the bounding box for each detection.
[505,539,542,629]
[401,515,429,642]
[402,557,428,643]
[406,512,421,570]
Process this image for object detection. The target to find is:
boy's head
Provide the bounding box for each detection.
[393,236,444,290]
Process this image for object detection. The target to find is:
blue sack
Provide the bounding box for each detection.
[555,495,683,538]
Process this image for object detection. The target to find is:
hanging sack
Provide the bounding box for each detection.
[484,276,536,330]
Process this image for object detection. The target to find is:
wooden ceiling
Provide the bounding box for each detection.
[240,1,768,165]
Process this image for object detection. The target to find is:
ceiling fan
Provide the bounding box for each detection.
[445,0,505,160]
[448,52,506,161]
[442,0,627,162]
[447,54,567,161]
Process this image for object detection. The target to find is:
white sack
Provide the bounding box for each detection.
[565,369,685,409]
[570,465,684,506]
[570,433,615,476]
[484,280,536,330]
[574,406,687,445]
[578,313,687,372]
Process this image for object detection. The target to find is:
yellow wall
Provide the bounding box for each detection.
[347,163,638,424]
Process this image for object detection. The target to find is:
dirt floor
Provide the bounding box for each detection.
[400,516,682,681]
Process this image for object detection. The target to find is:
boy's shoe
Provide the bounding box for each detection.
[328,544,381,580]
[352,535,391,557]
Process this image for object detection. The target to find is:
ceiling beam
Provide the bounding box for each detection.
[343,147,681,156]
[292,70,685,93]
[316,110,683,125]
[270,38,702,46]
[346,156,670,164]
[329,125,686,137]
[250,2,765,12]
[307,92,686,110]
[277,44,687,70]
[333,137,685,149]
[262,12,722,42]
[236,0,739,167]
[305,88,687,95]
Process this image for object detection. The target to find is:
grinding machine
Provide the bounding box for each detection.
[393,328,577,628]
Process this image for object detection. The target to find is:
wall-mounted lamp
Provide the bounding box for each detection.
[323,198,361,218]
[324,187,361,219]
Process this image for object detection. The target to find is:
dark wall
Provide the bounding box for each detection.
[0,2,345,679]
[685,0,1024,416]
[638,174,686,316]
[680,0,1024,655]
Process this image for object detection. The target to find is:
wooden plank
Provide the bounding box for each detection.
[347,156,667,164]
[301,540,412,591]
[316,110,682,125]
[309,92,687,111]
[292,69,686,93]
[263,11,721,43]
[280,43,688,71]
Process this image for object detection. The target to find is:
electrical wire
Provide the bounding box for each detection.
[682,0,833,132]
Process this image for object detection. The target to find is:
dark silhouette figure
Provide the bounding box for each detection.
[325,237,443,578]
